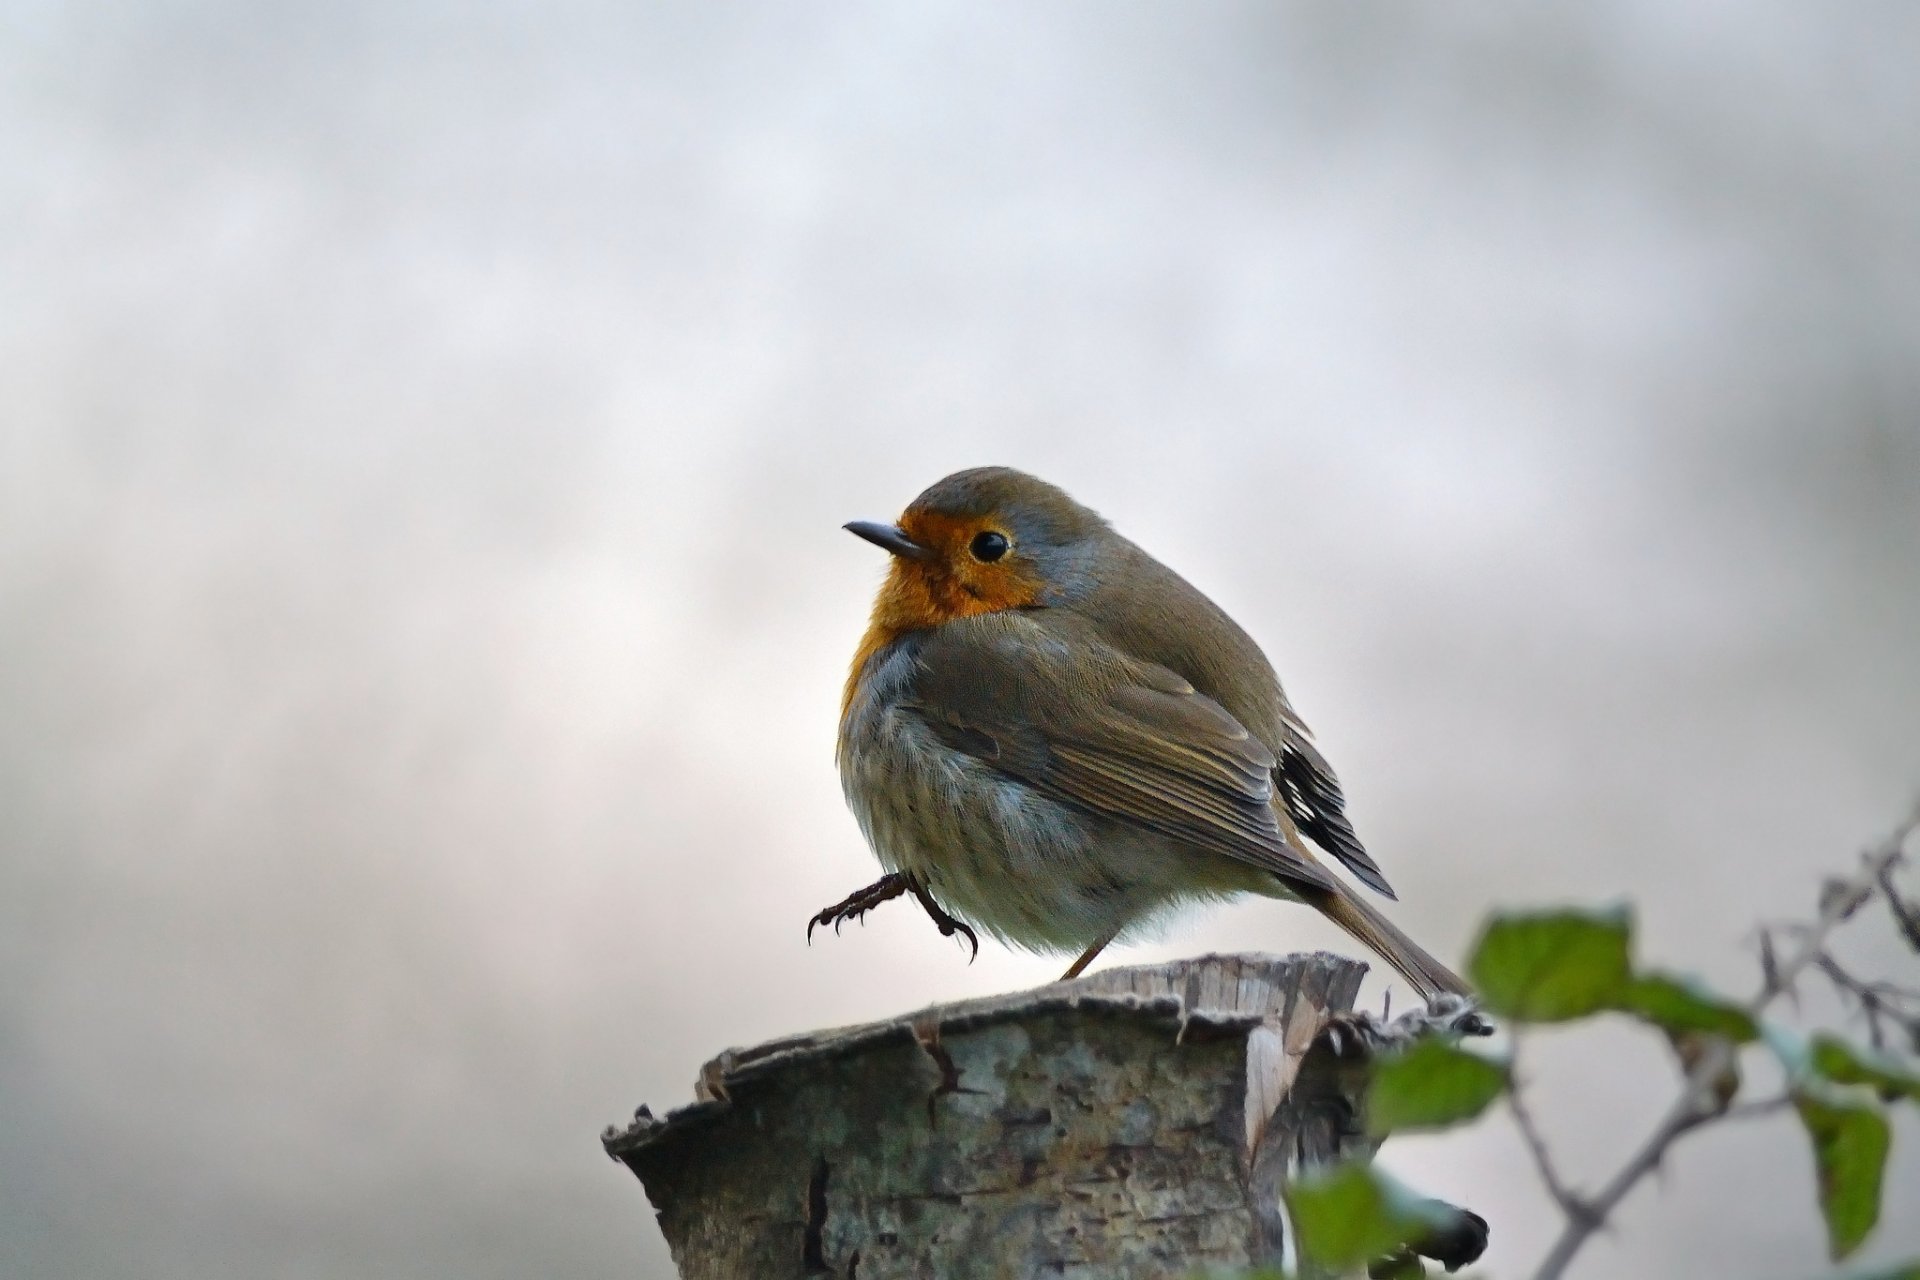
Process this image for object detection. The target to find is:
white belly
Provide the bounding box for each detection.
[838,683,1244,953]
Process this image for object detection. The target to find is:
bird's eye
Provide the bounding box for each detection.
[969,530,1011,563]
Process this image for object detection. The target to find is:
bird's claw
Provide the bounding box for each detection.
[935,916,979,961]
[905,878,978,961]
[806,872,978,963]
[807,873,913,943]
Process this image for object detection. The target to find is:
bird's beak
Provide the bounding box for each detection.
[844,520,930,561]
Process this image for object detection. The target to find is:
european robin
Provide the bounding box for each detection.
[818,466,1469,999]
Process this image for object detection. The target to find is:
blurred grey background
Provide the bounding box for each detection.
[4,3,1918,1277]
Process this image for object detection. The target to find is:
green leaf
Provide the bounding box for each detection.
[1795,1088,1892,1260]
[1466,907,1632,1022]
[1367,1039,1509,1137]
[1616,972,1758,1042]
[1285,1162,1448,1270]
[1810,1035,1920,1103]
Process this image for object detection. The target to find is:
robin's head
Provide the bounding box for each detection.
[846,467,1109,631]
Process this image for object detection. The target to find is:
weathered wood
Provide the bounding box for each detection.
[603,952,1480,1279]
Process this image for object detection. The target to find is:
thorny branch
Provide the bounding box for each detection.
[1525,804,1920,1280]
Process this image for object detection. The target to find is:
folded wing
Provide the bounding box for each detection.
[903,615,1336,896]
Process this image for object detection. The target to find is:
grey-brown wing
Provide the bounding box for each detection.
[903,616,1336,896]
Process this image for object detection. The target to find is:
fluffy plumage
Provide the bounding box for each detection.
[836,466,1467,998]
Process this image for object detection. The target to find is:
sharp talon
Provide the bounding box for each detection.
[810,874,979,962]
[808,874,913,948]
[900,876,978,964]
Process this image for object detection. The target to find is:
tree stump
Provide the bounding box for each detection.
[603,952,1484,1279]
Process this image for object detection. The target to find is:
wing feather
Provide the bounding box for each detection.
[904,615,1335,895]
[1275,717,1394,898]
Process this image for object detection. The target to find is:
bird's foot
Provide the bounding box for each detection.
[807,872,979,962]
[807,873,912,941]
[1315,993,1496,1062]
[905,878,979,962]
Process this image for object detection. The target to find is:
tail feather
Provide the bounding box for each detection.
[1310,884,1472,1001]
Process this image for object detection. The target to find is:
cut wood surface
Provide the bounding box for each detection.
[603,952,1476,1279]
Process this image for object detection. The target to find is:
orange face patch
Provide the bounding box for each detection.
[878,510,1046,624]
[841,509,1046,719]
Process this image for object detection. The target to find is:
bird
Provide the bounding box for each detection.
[816,466,1470,1000]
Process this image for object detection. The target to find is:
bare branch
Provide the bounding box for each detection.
[1528,804,1920,1280]
[1722,1093,1794,1123]
[1757,928,1783,1002]
[1506,1046,1594,1226]
[1878,856,1920,953]
[1809,951,1920,1053]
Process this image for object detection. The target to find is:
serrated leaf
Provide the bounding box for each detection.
[1617,973,1758,1042]
[1466,907,1632,1022]
[1795,1088,1891,1260]
[1367,1039,1508,1137]
[1284,1162,1448,1269]
[1810,1035,1920,1103]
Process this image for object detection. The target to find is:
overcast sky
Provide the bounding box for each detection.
[4,4,1919,1278]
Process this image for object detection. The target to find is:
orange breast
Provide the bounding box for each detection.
[840,549,1043,720]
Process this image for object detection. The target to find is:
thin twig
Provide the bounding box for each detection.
[1877,858,1920,953]
[1528,805,1920,1280]
[1809,952,1920,1052]
[1757,928,1784,1005]
[1813,953,1920,1005]
[1722,1093,1794,1123]
[1506,1046,1594,1225]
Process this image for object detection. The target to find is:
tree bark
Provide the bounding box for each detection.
[602,951,1472,1279]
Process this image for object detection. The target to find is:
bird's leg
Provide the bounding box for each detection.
[1057,926,1121,982]
[905,877,979,961]
[807,873,911,941]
